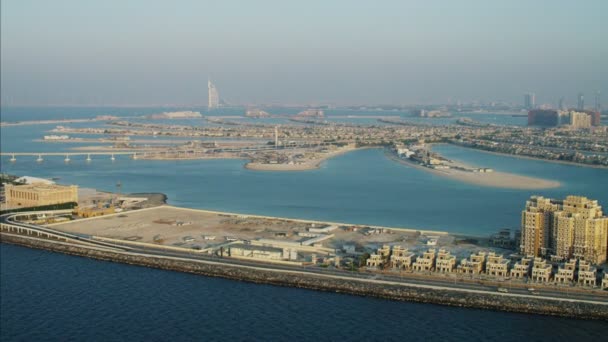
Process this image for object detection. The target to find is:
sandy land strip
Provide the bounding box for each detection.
[38,138,185,145]
[451,145,608,170]
[328,115,402,119]
[244,146,365,171]
[1,118,95,127]
[386,152,561,189]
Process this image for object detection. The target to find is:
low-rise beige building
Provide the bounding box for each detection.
[367,245,393,268]
[229,244,283,261]
[412,249,436,272]
[435,249,456,273]
[390,246,415,270]
[366,253,384,268]
[5,183,78,208]
[510,257,532,279]
[378,244,391,258]
[531,257,552,283]
[577,260,597,287]
[554,259,576,284]
[457,251,486,274]
[485,252,509,277]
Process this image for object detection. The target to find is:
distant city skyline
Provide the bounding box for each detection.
[1,0,607,107]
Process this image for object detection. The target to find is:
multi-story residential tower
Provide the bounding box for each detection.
[569,111,592,129]
[521,196,560,257]
[559,196,608,264]
[208,79,220,110]
[577,92,585,110]
[521,195,608,265]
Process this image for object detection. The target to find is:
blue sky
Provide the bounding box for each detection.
[1,0,607,106]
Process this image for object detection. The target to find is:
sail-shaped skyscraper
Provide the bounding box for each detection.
[208,79,219,110]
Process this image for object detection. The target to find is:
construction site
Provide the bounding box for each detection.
[48,205,507,268]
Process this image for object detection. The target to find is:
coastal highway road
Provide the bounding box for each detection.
[96,244,608,305]
[90,239,608,304]
[2,212,607,305]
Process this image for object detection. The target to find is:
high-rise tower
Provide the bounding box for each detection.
[595,91,601,112]
[521,196,559,257]
[521,195,608,264]
[274,126,279,147]
[524,93,535,110]
[577,93,585,110]
[208,79,220,110]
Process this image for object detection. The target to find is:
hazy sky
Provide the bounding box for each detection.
[1,0,607,106]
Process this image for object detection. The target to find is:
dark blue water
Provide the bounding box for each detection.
[2,244,606,341]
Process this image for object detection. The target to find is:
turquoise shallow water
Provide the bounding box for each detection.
[5,147,607,236]
[1,108,607,236]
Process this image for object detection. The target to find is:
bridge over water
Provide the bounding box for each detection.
[0,152,137,163]
[0,141,342,163]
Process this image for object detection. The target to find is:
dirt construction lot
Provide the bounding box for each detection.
[52,205,497,258]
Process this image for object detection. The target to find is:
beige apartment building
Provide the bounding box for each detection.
[367,245,393,268]
[485,252,510,277]
[521,196,559,257]
[557,196,608,264]
[569,111,592,129]
[366,253,384,268]
[531,257,552,283]
[412,249,436,272]
[510,257,532,279]
[554,259,576,284]
[4,183,78,208]
[390,246,415,270]
[457,251,486,274]
[521,195,608,265]
[435,249,456,273]
[378,245,391,258]
[577,261,597,287]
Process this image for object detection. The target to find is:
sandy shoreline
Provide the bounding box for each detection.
[245,146,366,171]
[386,151,561,189]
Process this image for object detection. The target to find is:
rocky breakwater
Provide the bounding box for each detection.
[2,234,607,320]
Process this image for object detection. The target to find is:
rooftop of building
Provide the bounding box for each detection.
[6,183,77,192]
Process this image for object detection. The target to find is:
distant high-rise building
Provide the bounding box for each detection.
[521,195,608,264]
[584,110,601,126]
[528,109,558,127]
[558,96,565,111]
[524,93,535,109]
[595,91,601,112]
[569,111,592,129]
[577,93,584,110]
[208,79,220,110]
[274,126,279,147]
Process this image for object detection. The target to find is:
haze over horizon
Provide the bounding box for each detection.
[1,0,607,107]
